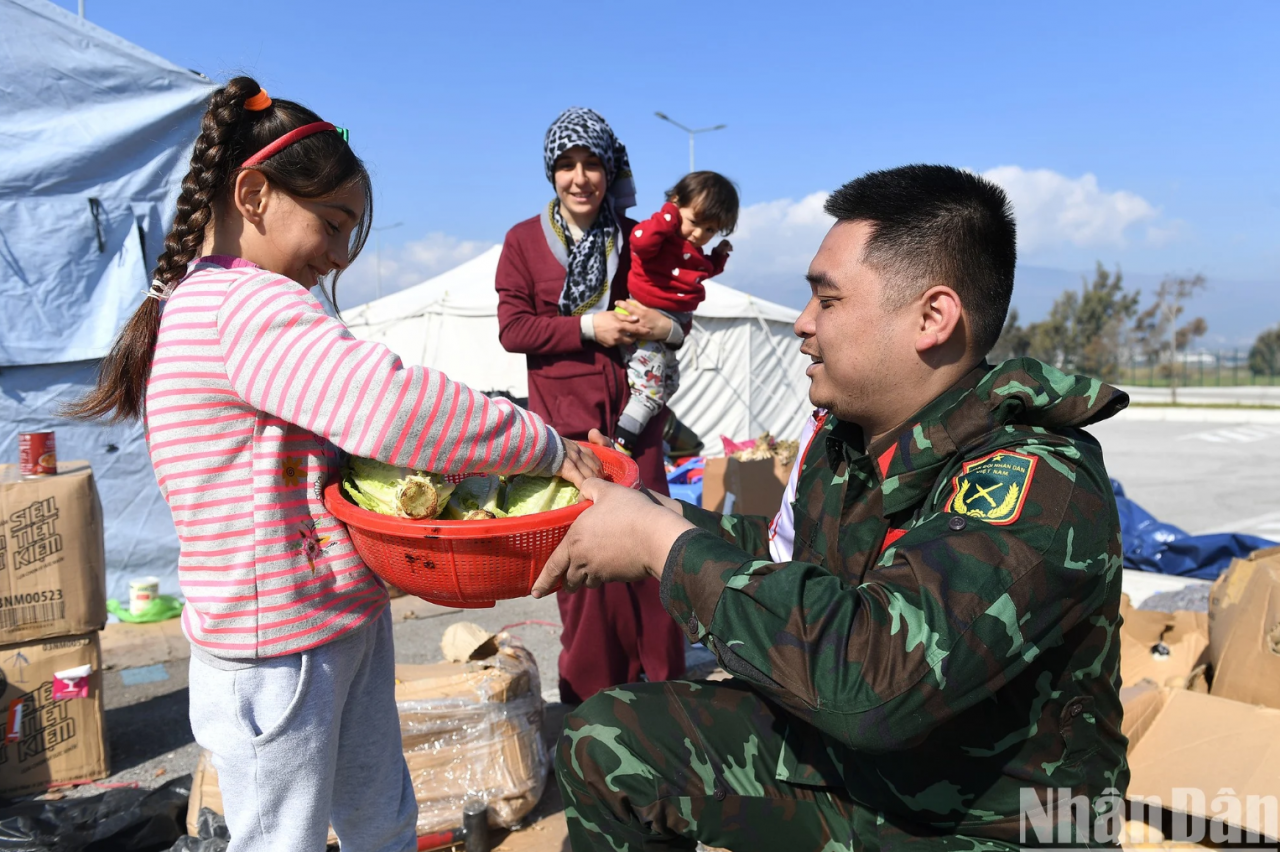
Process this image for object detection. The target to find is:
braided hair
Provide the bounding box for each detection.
[65,76,372,421]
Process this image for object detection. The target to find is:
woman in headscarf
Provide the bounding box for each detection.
[496,107,687,704]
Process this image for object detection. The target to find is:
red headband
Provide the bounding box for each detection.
[240,122,336,168]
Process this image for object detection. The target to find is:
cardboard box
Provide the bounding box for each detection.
[190,643,546,838]
[1208,547,1280,710]
[0,463,106,644]
[700,456,793,515]
[701,457,729,511]
[1122,684,1280,843]
[1119,594,1210,690]
[0,632,108,796]
[186,748,222,828]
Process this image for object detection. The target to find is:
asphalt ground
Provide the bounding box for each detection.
[54,406,1280,818]
[1091,407,1280,539]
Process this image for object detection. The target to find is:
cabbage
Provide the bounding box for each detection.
[344,457,456,520]
[343,458,577,521]
[396,473,455,519]
[444,475,508,521]
[503,475,580,516]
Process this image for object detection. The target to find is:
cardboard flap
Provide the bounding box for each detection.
[1119,595,1210,689]
[1120,679,1168,743]
[0,461,92,480]
[394,645,535,704]
[1127,688,1280,841]
[1209,554,1280,709]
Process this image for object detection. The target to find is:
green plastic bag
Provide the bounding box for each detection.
[107,595,184,623]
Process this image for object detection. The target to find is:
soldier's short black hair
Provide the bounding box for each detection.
[824,165,1017,355]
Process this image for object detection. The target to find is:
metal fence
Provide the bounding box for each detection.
[1113,349,1280,387]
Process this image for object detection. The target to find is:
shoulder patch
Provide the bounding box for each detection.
[948,450,1037,526]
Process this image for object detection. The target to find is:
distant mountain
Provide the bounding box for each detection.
[1011,266,1280,349]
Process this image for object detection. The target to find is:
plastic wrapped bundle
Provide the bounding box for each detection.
[395,640,547,835]
[188,638,547,840]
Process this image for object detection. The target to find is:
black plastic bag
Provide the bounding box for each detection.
[0,776,191,852]
[165,808,227,852]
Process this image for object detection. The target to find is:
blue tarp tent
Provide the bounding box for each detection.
[1112,479,1276,581]
[1,0,213,600]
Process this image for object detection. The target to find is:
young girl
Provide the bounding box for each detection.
[68,77,597,852]
[614,171,738,454]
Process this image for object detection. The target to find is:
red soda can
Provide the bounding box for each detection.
[18,431,57,478]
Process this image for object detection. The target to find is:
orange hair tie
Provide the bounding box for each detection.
[244,89,272,112]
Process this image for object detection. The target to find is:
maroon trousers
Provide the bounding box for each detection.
[556,575,687,704]
[555,415,687,704]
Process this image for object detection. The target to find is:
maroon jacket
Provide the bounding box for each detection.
[495,214,669,495]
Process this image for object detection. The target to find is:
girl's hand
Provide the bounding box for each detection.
[711,239,733,259]
[615,300,674,342]
[556,439,603,487]
[591,310,640,347]
[586,427,684,513]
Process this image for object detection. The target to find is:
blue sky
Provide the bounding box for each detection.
[55,0,1280,343]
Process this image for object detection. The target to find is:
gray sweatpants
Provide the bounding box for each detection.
[188,606,416,852]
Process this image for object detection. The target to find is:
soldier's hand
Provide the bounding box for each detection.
[531,478,694,597]
[586,429,685,513]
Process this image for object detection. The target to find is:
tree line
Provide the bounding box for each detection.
[991,263,1211,383]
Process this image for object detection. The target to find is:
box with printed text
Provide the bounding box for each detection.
[0,462,106,644]
[0,631,108,797]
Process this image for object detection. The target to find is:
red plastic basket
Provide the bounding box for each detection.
[324,444,639,608]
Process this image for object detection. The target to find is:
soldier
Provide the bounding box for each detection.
[534,165,1129,851]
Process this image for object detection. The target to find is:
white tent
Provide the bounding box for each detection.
[343,246,813,450]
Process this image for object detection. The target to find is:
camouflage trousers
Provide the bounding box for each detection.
[555,678,861,852]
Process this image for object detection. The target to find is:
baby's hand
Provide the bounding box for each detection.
[712,239,733,257]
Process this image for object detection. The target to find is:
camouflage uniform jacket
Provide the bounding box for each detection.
[661,358,1130,846]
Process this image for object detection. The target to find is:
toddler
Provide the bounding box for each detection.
[615,171,739,453]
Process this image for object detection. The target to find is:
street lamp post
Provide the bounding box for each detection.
[371,222,403,301]
[654,112,726,172]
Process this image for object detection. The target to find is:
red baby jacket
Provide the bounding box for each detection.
[626,202,727,313]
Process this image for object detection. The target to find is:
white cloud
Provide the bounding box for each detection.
[335,231,496,310]
[1143,219,1190,248]
[980,166,1161,253]
[715,171,1168,304]
[718,191,833,306]
[324,169,1166,313]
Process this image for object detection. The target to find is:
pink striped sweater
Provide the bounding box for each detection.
[145,257,564,660]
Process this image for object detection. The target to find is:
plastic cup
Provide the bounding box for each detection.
[129,576,160,616]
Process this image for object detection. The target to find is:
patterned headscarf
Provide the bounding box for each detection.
[542,108,637,316]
